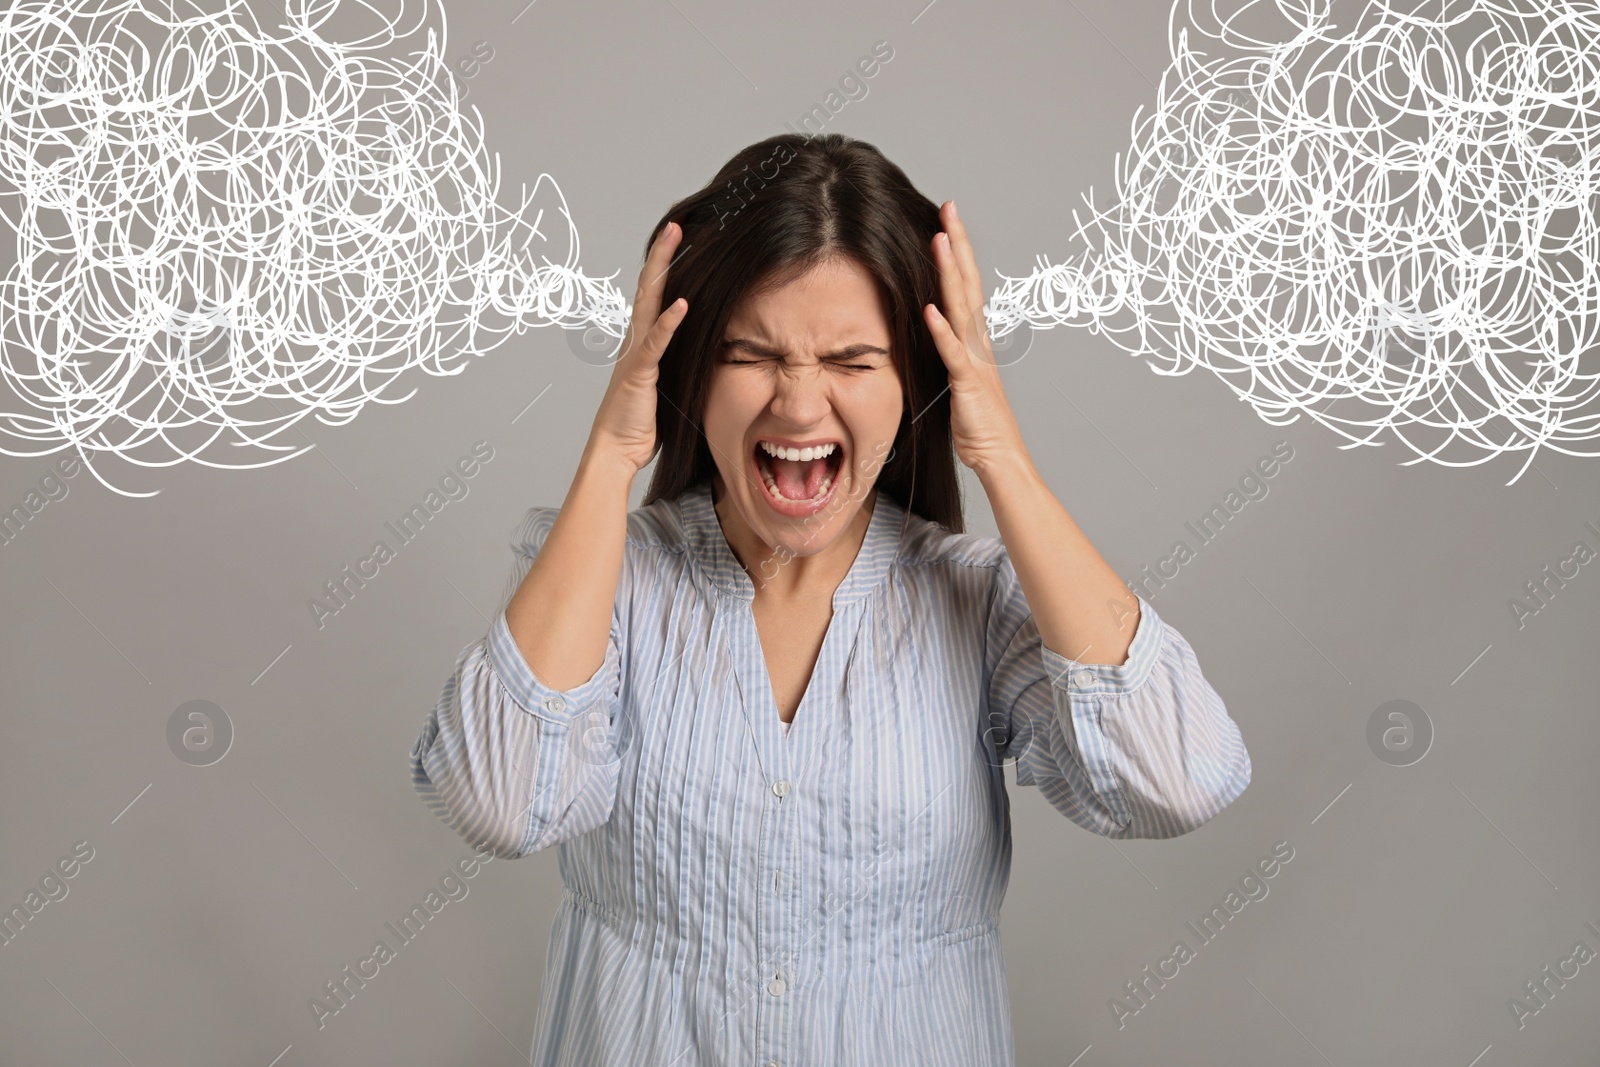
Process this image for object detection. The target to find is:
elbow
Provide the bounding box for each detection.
[411,734,539,860]
[464,826,537,862]
[409,693,545,859]
[1160,734,1253,839]
[1181,741,1252,837]
[410,729,621,864]
[1197,712,1252,824]
[1139,666,1252,838]
[409,625,624,858]
[1114,732,1252,841]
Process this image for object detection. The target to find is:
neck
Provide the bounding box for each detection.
[710,471,876,600]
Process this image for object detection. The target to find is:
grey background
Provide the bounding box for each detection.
[2,0,1597,1064]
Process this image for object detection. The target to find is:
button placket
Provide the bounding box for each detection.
[756,721,793,1061]
[738,580,857,1066]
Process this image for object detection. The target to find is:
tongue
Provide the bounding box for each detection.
[772,455,825,499]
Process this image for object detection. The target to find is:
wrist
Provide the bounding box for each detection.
[972,444,1038,488]
[577,438,642,486]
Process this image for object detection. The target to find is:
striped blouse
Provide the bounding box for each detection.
[410,479,1251,1066]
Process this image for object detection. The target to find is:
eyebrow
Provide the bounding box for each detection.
[720,338,890,360]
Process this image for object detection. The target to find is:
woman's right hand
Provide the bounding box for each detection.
[585,221,690,474]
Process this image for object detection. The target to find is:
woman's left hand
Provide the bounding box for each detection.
[923,200,1029,478]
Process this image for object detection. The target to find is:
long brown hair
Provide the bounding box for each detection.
[638,131,964,534]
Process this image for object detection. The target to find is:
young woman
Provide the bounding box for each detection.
[411,132,1250,1066]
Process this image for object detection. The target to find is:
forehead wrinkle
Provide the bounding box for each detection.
[728,286,890,362]
[724,335,888,363]
[723,308,890,361]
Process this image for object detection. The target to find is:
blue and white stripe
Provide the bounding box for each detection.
[411,479,1251,1066]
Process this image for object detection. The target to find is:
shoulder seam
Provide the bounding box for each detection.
[623,535,686,555]
[902,551,1007,572]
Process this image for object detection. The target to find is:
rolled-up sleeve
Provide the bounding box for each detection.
[409,507,627,858]
[987,558,1250,839]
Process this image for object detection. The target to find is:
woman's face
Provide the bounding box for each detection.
[702,255,904,569]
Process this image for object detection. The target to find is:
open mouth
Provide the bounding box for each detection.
[752,438,846,505]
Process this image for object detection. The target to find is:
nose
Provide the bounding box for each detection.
[766,362,833,429]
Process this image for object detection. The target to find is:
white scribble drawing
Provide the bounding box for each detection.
[985,0,1600,484]
[0,0,625,496]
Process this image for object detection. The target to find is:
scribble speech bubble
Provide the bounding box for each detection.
[985,0,1600,484]
[0,0,626,496]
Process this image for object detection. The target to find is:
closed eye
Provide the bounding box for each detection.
[720,337,888,371]
[725,357,877,370]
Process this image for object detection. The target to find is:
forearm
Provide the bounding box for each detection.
[504,439,636,690]
[976,449,1140,666]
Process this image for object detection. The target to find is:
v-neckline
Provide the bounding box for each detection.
[749,599,849,743]
[677,479,905,752]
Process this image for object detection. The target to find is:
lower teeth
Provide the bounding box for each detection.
[760,466,835,502]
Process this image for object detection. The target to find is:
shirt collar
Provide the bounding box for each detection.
[676,479,907,605]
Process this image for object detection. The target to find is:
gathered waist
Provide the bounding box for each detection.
[559,883,998,957]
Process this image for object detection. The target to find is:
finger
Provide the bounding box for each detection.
[629,297,687,372]
[627,222,683,349]
[923,301,968,377]
[944,202,985,319]
[940,208,997,367]
[617,224,680,363]
[932,230,973,351]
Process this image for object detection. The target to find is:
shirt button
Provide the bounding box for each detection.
[771,779,790,798]
[1069,669,1095,689]
[545,696,565,713]
[767,974,787,996]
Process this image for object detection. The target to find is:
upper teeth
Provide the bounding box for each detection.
[759,441,837,462]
